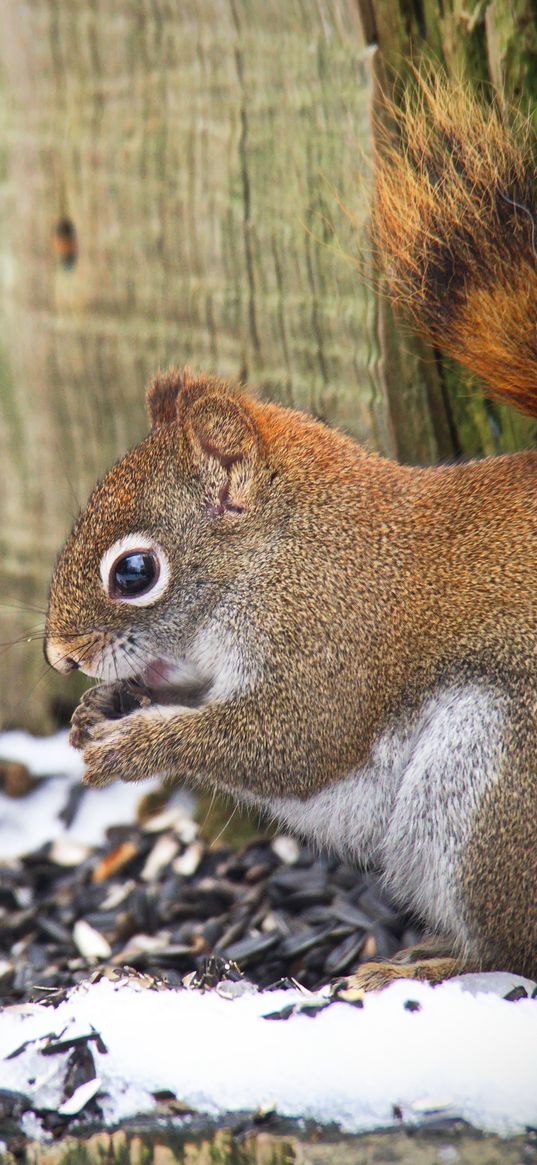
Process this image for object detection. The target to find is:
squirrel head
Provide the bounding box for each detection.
[45,368,268,694]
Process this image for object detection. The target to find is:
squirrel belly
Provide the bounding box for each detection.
[44,79,536,982]
[264,683,506,964]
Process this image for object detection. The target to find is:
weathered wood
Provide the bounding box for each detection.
[486,0,537,113]
[0,1,373,728]
[13,1124,537,1165]
[0,1,534,728]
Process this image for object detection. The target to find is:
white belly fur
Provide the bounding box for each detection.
[262,686,503,947]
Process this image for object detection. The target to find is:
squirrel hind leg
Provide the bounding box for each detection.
[333,951,474,997]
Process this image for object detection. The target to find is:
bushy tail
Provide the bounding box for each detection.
[372,73,537,418]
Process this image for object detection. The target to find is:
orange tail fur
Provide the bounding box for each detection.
[372,74,537,419]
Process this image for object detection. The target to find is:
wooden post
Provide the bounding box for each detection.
[0,1,534,728]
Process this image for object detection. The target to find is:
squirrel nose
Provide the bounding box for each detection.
[44,640,80,674]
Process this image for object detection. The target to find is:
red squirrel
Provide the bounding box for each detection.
[45,78,536,988]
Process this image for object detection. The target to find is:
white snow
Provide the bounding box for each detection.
[0,974,536,1136]
[0,731,536,1139]
[0,730,83,778]
[0,730,189,858]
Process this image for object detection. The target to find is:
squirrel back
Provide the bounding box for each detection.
[372,74,537,419]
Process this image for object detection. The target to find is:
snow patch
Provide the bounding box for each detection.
[0,730,191,857]
[0,974,536,1137]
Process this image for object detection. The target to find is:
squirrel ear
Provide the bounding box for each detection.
[182,393,258,466]
[146,367,184,427]
[180,385,260,514]
[146,366,233,429]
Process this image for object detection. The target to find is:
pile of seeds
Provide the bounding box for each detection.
[0,787,423,1004]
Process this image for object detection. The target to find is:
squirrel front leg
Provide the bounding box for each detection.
[77,691,279,793]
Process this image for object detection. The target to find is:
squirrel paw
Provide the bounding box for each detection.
[70,682,150,751]
[79,709,156,787]
[79,702,192,788]
[333,956,465,997]
[70,683,123,750]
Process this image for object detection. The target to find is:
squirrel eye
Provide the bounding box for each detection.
[110,551,159,599]
[100,535,170,607]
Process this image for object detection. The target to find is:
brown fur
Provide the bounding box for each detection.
[45,82,536,986]
[463,709,536,976]
[373,73,537,416]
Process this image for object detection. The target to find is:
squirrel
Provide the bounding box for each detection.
[44,77,536,990]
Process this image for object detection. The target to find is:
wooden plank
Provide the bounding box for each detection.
[0,0,534,727]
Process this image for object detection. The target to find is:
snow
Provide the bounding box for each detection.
[0,730,83,778]
[0,730,536,1139]
[0,974,536,1136]
[0,730,188,857]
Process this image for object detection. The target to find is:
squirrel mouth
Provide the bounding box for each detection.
[141,659,176,690]
[117,659,210,713]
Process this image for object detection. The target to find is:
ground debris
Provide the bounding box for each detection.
[0,773,421,1008]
